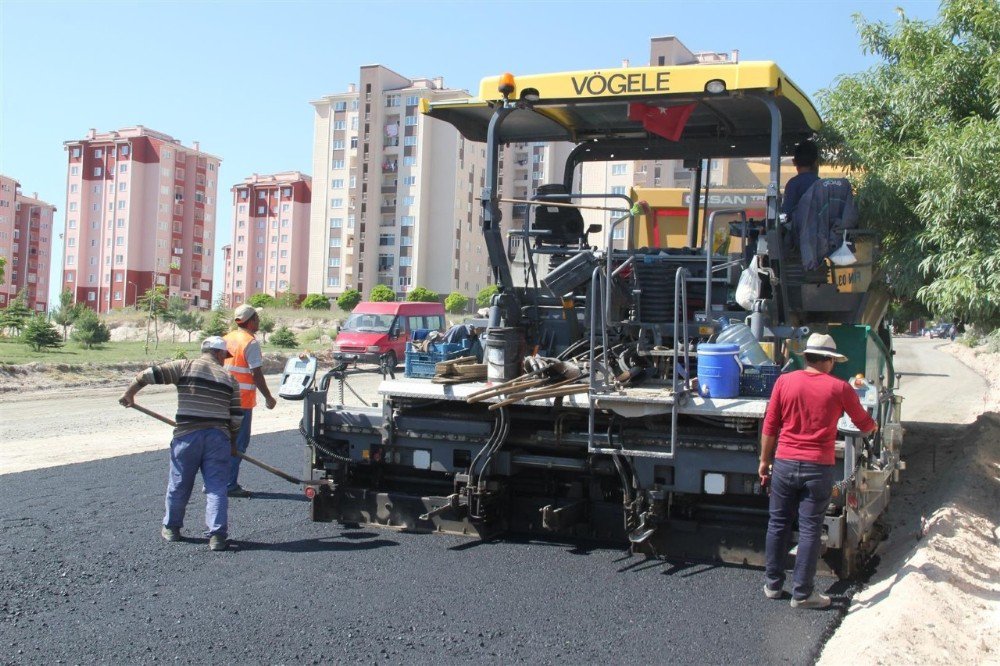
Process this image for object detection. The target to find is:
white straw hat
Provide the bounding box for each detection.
[802,333,847,362]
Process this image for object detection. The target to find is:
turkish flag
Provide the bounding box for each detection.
[628,102,696,141]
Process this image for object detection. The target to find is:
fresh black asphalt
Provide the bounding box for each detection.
[0,429,846,664]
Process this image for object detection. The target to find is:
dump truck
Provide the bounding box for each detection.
[295,59,904,578]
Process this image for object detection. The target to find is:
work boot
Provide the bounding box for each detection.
[161,526,182,542]
[209,534,228,551]
[763,585,782,600]
[227,485,252,498]
[790,591,831,609]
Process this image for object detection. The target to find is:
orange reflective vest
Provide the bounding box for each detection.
[224,327,258,409]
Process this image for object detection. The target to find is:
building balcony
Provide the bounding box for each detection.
[380,205,395,214]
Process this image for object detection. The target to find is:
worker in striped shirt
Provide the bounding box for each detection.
[119,336,243,551]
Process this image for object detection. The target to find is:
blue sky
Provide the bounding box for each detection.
[0,0,939,308]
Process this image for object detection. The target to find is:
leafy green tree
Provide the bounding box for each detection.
[337,289,362,312]
[22,314,63,351]
[248,293,276,309]
[444,292,470,314]
[269,325,298,348]
[301,294,330,310]
[162,296,187,343]
[258,311,276,343]
[137,285,168,352]
[51,290,84,341]
[0,256,5,285]
[476,284,498,309]
[275,290,299,309]
[0,291,32,337]
[201,309,231,337]
[175,310,205,342]
[71,308,111,349]
[818,0,1000,327]
[369,284,396,302]
[406,286,439,303]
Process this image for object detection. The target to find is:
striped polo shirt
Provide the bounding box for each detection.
[135,353,243,438]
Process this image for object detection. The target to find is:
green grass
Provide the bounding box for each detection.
[0,336,313,367]
[0,338,204,366]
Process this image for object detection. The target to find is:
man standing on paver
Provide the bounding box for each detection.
[119,336,243,551]
[224,304,277,498]
[759,333,877,608]
[781,141,820,218]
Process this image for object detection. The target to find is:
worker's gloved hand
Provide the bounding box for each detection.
[265,396,277,410]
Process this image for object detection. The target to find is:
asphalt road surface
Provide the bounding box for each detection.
[0,338,968,664]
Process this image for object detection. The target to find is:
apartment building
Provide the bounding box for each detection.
[0,176,55,311]
[309,66,492,300]
[61,126,221,312]
[222,172,311,306]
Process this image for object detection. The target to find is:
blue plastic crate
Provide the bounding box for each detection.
[404,339,472,378]
[740,365,781,397]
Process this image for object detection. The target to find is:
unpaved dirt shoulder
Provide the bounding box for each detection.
[818,342,1000,665]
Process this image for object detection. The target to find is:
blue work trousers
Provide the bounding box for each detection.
[227,408,253,490]
[764,458,835,600]
[164,428,230,537]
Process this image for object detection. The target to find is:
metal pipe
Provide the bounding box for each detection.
[686,161,702,248]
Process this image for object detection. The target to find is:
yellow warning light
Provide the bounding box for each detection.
[361,449,370,460]
[498,72,516,98]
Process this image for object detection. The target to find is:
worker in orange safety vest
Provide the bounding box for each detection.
[223,303,277,498]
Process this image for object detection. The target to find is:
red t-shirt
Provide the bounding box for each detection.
[762,370,877,465]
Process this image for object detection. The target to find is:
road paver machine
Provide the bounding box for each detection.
[297,60,904,577]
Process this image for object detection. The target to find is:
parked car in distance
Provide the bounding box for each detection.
[331,301,446,369]
[927,324,953,339]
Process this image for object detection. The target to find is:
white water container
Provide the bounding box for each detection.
[716,321,774,367]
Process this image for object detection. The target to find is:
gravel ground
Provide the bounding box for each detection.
[0,428,843,665]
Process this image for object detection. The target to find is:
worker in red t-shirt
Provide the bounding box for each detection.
[759,333,877,609]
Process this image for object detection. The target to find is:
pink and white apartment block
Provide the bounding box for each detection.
[61,126,221,312]
[0,175,56,312]
[222,172,311,306]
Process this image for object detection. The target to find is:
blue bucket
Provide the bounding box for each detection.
[697,343,741,398]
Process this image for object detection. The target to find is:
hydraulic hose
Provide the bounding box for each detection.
[299,418,354,465]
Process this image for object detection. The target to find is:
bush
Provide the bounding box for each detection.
[22,315,63,351]
[269,326,298,348]
[958,331,982,348]
[337,289,362,312]
[369,284,396,302]
[300,327,322,344]
[175,311,205,342]
[406,286,439,303]
[71,309,111,349]
[301,294,330,310]
[987,330,1000,354]
[476,284,498,309]
[172,347,189,360]
[247,293,276,309]
[444,292,469,314]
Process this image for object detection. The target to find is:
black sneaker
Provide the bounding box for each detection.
[227,486,252,498]
[209,534,228,551]
[161,526,182,542]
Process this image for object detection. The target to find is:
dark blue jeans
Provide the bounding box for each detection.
[765,458,834,600]
[227,409,253,490]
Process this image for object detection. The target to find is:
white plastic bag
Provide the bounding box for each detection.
[735,256,762,310]
[828,231,858,267]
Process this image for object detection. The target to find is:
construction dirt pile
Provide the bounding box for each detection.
[818,341,1000,665]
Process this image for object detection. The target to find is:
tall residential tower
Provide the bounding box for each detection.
[61,126,221,312]
[0,175,56,311]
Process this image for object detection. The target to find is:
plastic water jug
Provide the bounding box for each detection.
[697,343,741,399]
[716,321,774,367]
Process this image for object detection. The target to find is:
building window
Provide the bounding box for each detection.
[94,148,103,158]
[119,164,128,174]
[332,140,345,150]
[334,101,347,111]
[281,204,289,212]
[404,116,418,127]
[610,186,627,196]
[402,195,415,206]
[93,167,102,177]
[402,156,416,166]
[257,206,265,214]
[333,120,346,130]
[399,256,412,267]
[327,276,340,288]
[118,182,127,191]
[71,147,81,158]
[331,198,343,208]
[379,234,395,247]
[329,257,341,267]
[378,254,394,270]
[332,179,344,189]
[403,176,416,186]
[330,237,342,248]
[611,164,628,176]
[118,200,126,209]
[403,136,417,146]
[332,160,345,170]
